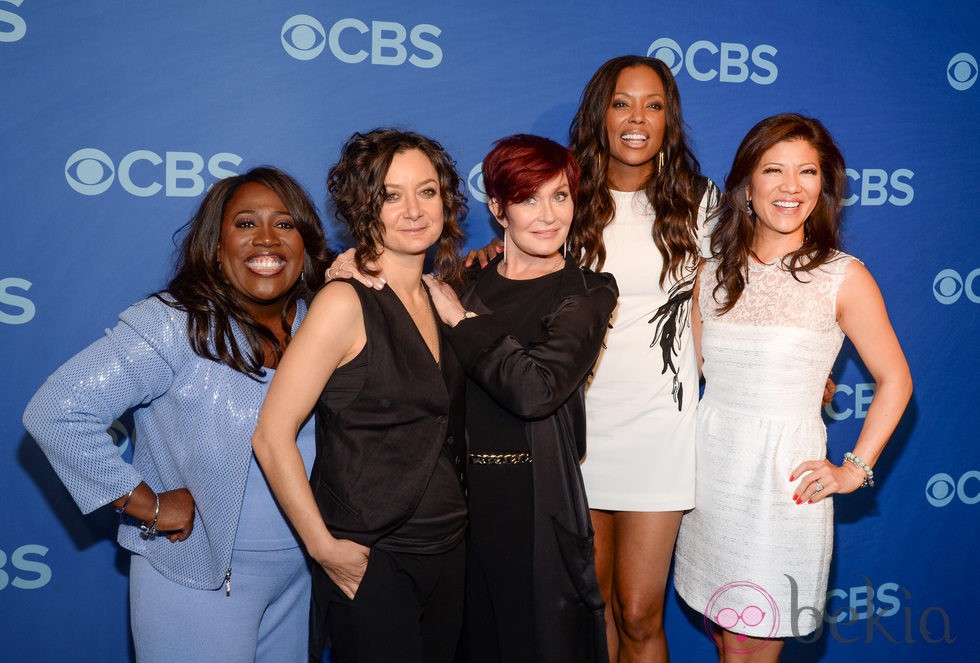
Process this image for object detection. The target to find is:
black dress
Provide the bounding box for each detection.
[445,256,617,663]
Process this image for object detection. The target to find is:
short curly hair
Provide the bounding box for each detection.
[327,128,466,282]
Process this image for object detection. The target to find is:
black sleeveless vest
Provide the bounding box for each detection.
[309,280,466,547]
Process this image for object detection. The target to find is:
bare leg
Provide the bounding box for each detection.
[592,509,618,662]
[612,511,683,663]
[718,630,784,663]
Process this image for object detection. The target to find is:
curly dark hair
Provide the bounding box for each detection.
[710,113,846,314]
[568,55,705,285]
[163,166,331,378]
[327,129,466,283]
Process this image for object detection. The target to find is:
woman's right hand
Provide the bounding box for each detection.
[463,237,503,268]
[156,488,195,542]
[317,539,371,599]
[325,248,385,289]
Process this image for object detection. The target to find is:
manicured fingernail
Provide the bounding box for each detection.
[789,475,795,481]
[808,499,813,504]
[792,494,798,500]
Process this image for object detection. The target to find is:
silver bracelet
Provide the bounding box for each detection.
[139,492,161,539]
[844,452,875,488]
[114,487,135,515]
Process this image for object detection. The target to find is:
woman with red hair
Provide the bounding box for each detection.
[425,134,618,663]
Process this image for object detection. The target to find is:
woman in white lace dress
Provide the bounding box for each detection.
[673,114,912,662]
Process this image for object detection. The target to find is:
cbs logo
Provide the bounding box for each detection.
[0,277,34,325]
[647,37,777,85]
[947,52,977,91]
[467,162,487,204]
[824,383,874,421]
[825,581,902,623]
[842,169,914,207]
[925,471,979,507]
[0,544,52,591]
[64,148,242,197]
[281,14,442,68]
[0,0,26,43]
[933,268,980,305]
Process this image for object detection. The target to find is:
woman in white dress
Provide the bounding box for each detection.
[673,113,912,662]
[567,55,717,663]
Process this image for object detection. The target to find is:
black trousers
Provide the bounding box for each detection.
[324,539,465,663]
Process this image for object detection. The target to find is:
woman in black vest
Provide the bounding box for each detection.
[424,134,618,663]
[252,129,468,663]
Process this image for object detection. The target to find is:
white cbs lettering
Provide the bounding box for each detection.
[0,0,26,43]
[825,582,902,623]
[843,168,914,206]
[823,383,875,421]
[66,150,243,197]
[932,268,980,305]
[0,277,35,325]
[312,16,441,67]
[926,471,980,507]
[0,545,52,591]
[647,37,777,85]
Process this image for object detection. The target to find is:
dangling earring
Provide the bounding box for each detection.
[217,259,222,272]
[502,232,508,264]
[658,149,665,173]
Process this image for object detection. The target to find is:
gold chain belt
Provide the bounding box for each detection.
[468,452,532,465]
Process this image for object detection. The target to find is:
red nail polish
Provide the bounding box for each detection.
[808,499,813,504]
[792,494,798,500]
[789,475,795,481]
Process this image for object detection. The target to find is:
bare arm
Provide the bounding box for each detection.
[792,261,912,503]
[251,282,370,597]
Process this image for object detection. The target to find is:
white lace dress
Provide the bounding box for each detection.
[673,251,855,638]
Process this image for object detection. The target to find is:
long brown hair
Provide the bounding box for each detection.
[710,113,846,313]
[327,129,466,283]
[164,166,331,378]
[568,55,705,284]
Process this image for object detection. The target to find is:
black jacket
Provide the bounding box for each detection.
[446,256,617,663]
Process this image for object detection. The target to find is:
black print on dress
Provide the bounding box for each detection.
[648,268,696,412]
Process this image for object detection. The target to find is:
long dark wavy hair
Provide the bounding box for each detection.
[327,128,466,283]
[710,113,846,314]
[163,166,331,378]
[568,55,705,284]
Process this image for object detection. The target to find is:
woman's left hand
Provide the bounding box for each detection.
[422,274,468,326]
[789,459,867,504]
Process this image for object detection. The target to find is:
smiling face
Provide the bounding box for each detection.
[746,139,822,247]
[378,148,445,260]
[217,182,305,315]
[493,172,573,265]
[604,65,667,190]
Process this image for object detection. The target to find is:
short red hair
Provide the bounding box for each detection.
[482,134,581,214]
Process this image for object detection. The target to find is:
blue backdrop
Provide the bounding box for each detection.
[3,1,977,661]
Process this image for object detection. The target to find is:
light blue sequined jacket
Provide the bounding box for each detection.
[23,295,307,590]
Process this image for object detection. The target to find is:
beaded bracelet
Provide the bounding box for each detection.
[844,452,875,488]
[139,493,161,540]
[114,488,135,516]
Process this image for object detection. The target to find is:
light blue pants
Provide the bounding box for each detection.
[130,547,310,663]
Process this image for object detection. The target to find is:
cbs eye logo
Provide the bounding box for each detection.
[647,37,778,85]
[932,268,980,305]
[467,163,487,204]
[280,13,442,68]
[947,53,977,91]
[925,471,980,507]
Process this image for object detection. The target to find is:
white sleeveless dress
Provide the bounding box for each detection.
[673,251,855,638]
[582,187,716,511]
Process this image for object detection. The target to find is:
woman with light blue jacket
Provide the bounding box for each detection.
[23,167,331,663]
